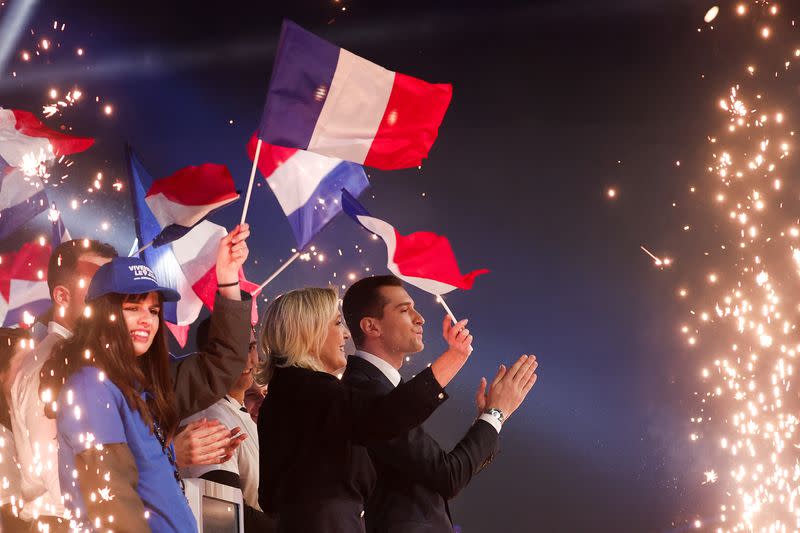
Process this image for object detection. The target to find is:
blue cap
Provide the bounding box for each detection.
[86,257,181,302]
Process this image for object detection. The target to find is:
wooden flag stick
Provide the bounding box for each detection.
[240,137,263,225]
[251,251,301,295]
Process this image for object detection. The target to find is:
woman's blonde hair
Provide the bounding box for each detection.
[255,286,339,383]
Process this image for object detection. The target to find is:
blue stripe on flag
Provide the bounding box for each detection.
[286,161,369,249]
[3,298,50,327]
[258,19,340,149]
[0,189,47,241]
[127,146,179,324]
[152,224,192,248]
[341,187,372,224]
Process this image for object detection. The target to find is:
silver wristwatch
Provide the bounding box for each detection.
[484,407,505,424]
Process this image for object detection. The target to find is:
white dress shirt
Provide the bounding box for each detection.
[9,321,71,521]
[179,395,261,511]
[353,350,502,433]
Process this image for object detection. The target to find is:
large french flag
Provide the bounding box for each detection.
[0,241,51,327]
[342,190,488,295]
[128,147,202,336]
[0,108,94,167]
[258,20,452,170]
[246,134,369,249]
[145,164,240,248]
[0,168,48,241]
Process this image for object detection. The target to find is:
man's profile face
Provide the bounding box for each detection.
[374,285,425,356]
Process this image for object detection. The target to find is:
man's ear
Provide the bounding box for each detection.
[360,317,381,339]
[52,286,71,309]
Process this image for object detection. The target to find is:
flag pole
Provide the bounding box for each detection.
[240,138,263,225]
[436,295,458,324]
[135,240,154,255]
[251,251,301,295]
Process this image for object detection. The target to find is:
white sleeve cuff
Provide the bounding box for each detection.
[478,413,502,433]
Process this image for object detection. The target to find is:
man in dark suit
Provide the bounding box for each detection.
[342,275,539,533]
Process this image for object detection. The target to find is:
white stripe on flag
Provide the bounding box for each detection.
[0,170,44,210]
[7,279,49,308]
[0,109,53,167]
[268,150,341,215]
[145,193,237,229]
[171,221,227,285]
[308,49,395,164]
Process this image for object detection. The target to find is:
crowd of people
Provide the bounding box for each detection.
[0,224,538,533]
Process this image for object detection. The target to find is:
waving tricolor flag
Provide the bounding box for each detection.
[247,134,368,249]
[128,147,204,344]
[0,108,93,240]
[0,241,51,327]
[341,190,488,295]
[145,163,239,248]
[128,148,257,346]
[258,20,452,170]
[0,108,94,167]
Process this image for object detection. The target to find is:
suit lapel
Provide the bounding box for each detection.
[348,355,396,393]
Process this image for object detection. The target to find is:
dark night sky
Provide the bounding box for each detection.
[2,0,784,531]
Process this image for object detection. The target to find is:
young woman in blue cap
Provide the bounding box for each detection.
[40,224,251,532]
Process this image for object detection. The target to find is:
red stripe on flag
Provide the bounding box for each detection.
[192,266,261,325]
[247,133,299,179]
[363,73,452,170]
[146,164,238,206]
[0,241,52,301]
[392,228,488,290]
[11,110,94,156]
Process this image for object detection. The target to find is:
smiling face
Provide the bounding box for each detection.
[319,312,350,374]
[122,292,161,357]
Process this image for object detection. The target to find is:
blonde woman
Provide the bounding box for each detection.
[256,287,473,533]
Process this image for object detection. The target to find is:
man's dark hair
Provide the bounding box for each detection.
[342,275,404,347]
[47,239,118,296]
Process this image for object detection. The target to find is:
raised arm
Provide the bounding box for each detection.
[170,224,252,419]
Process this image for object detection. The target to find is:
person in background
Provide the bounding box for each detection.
[9,239,117,531]
[180,318,274,532]
[0,328,30,532]
[256,286,474,532]
[40,224,252,532]
[342,275,538,532]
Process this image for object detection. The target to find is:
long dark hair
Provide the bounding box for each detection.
[40,292,179,438]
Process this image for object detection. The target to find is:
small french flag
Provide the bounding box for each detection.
[246,134,369,249]
[0,108,94,166]
[258,20,452,170]
[0,241,51,327]
[145,163,240,248]
[341,190,488,296]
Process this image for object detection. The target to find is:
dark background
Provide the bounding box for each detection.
[1,0,783,531]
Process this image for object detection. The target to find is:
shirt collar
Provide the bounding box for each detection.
[353,350,402,388]
[224,395,245,410]
[47,321,72,339]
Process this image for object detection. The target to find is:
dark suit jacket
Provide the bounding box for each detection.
[343,355,499,533]
[258,365,448,533]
